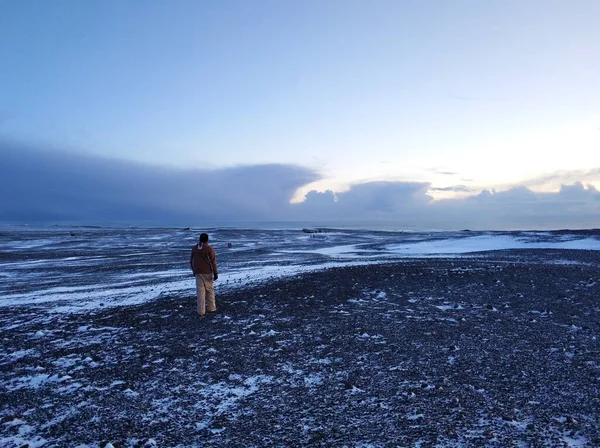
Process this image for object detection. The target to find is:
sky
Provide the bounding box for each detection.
[1,1,599,229]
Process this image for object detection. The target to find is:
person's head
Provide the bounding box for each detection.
[199,233,209,243]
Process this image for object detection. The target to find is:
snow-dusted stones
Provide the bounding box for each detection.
[1,229,600,446]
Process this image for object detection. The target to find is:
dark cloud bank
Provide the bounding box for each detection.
[1,141,599,230]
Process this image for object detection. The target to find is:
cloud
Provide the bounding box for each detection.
[423,167,458,176]
[447,94,478,102]
[2,140,599,230]
[0,141,319,225]
[431,183,600,229]
[520,169,600,190]
[291,181,433,222]
[429,185,477,193]
[295,180,600,230]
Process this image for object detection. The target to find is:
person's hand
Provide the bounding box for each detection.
[213,273,218,281]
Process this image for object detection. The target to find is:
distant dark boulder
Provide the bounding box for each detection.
[302,228,324,234]
[183,227,191,231]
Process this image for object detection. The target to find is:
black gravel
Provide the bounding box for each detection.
[1,251,600,447]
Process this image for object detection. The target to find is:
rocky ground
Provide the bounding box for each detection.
[1,250,599,447]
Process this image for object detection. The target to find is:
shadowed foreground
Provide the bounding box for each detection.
[1,251,599,447]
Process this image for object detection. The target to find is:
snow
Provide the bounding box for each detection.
[386,234,600,255]
[1,240,599,446]
[0,428,48,448]
[303,374,324,387]
[406,412,425,420]
[4,349,37,360]
[1,228,598,313]
[563,435,589,447]
[5,373,71,391]
[435,304,464,311]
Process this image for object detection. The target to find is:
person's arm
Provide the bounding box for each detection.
[190,249,195,273]
[210,247,218,279]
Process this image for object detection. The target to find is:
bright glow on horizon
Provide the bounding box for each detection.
[288,117,600,202]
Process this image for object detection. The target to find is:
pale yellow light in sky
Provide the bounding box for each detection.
[292,118,600,203]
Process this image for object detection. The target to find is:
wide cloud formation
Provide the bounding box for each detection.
[296,182,600,230]
[0,141,318,225]
[1,141,598,230]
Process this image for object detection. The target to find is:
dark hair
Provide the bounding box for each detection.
[199,233,209,243]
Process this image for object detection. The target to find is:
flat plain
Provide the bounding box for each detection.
[1,239,599,447]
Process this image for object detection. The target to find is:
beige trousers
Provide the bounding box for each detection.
[195,274,216,315]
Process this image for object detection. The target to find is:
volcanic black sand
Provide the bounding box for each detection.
[1,250,599,447]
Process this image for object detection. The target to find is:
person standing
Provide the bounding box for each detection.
[190,233,218,317]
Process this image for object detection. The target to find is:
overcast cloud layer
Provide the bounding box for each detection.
[1,142,598,230]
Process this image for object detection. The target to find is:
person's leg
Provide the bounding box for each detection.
[195,275,206,316]
[203,274,216,312]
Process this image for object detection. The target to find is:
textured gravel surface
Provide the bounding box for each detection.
[1,250,600,447]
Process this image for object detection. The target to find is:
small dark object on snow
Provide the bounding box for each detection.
[302,228,324,234]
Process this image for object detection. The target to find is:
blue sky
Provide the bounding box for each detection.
[1,1,599,228]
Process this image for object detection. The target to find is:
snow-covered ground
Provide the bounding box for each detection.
[1,227,599,313]
[1,227,600,446]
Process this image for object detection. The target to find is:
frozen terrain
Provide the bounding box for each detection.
[1,227,600,446]
[2,227,600,312]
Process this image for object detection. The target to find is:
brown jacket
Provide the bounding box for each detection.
[190,243,218,276]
